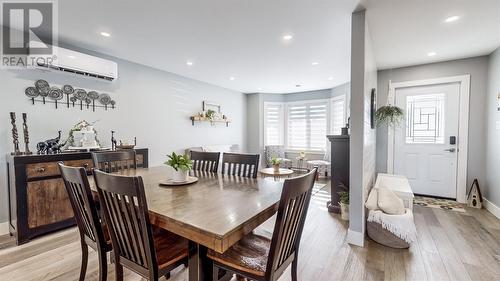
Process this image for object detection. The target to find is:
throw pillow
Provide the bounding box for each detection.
[365,188,379,210]
[378,188,405,215]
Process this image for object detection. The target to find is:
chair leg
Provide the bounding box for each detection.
[291,258,298,281]
[164,272,171,279]
[79,241,88,281]
[97,250,108,281]
[212,264,219,281]
[114,263,123,281]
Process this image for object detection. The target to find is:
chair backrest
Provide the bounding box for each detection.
[221,153,260,178]
[190,151,220,173]
[93,169,157,277]
[266,168,317,280]
[92,150,137,173]
[58,163,107,248]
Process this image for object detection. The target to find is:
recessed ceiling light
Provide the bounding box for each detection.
[427,52,437,57]
[257,87,262,91]
[186,61,193,66]
[312,62,319,66]
[229,77,235,81]
[444,16,460,23]
[328,77,333,81]
[283,34,293,41]
[100,32,111,37]
[67,55,76,59]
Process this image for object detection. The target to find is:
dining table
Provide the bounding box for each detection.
[89,165,284,281]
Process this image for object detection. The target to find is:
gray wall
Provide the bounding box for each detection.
[377,56,489,191]
[485,47,500,207]
[0,48,246,223]
[348,9,377,245]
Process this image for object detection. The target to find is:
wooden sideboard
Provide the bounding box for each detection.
[6,148,148,245]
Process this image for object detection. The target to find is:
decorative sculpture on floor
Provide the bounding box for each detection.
[22,113,32,155]
[10,112,22,155]
[467,179,483,209]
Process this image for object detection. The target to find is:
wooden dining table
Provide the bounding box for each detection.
[89,165,284,281]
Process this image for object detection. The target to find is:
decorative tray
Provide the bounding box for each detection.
[159,176,198,186]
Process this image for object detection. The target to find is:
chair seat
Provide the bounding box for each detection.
[207,233,270,277]
[153,228,189,270]
[306,160,330,166]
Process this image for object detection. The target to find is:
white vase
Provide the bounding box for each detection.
[339,202,349,221]
[172,170,188,182]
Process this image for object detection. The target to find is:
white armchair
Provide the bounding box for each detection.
[306,146,331,178]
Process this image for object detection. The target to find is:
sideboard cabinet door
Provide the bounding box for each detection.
[27,178,74,228]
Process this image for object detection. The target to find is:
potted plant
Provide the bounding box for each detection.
[270,156,281,172]
[338,191,349,221]
[165,152,193,182]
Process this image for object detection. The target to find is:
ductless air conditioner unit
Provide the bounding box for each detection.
[29,46,118,81]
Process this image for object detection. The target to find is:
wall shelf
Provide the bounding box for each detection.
[190,116,231,127]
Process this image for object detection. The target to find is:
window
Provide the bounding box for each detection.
[406,93,445,144]
[330,95,346,135]
[286,101,328,151]
[264,102,284,145]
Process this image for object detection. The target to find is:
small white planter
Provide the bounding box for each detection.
[172,170,189,182]
[339,202,349,221]
[273,164,280,173]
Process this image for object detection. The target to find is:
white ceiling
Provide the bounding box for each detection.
[13,0,500,93]
[365,0,500,69]
[52,0,358,94]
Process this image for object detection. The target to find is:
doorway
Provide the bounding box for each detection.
[387,75,470,202]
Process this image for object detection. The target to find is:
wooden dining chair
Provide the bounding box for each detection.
[92,150,137,173]
[190,150,220,173]
[93,169,189,281]
[58,163,112,281]
[207,168,318,281]
[221,152,260,178]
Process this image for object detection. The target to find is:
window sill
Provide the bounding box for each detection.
[284,149,326,155]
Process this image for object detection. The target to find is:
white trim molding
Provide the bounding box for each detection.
[346,229,364,247]
[0,221,9,236]
[484,198,500,219]
[386,75,470,203]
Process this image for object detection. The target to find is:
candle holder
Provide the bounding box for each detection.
[22,113,32,155]
[10,112,22,155]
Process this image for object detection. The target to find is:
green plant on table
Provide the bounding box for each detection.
[270,156,282,166]
[164,152,193,172]
[206,109,216,120]
[338,191,349,205]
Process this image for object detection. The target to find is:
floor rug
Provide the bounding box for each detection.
[413,196,466,213]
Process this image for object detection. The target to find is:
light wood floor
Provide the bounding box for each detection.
[0,185,499,281]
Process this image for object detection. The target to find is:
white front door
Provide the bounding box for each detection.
[393,83,460,199]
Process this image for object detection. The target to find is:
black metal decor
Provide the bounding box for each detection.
[370,88,377,129]
[22,113,32,155]
[26,80,116,111]
[111,130,117,150]
[10,112,22,155]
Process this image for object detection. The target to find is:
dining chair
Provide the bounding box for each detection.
[93,169,189,281]
[207,168,318,281]
[190,150,220,173]
[58,163,112,281]
[92,150,137,173]
[221,152,260,178]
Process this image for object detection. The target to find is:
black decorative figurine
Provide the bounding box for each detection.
[10,112,22,155]
[37,131,64,154]
[111,130,117,150]
[22,113,32,155]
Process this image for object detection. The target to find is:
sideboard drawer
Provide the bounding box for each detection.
[26,162,60,179]
[26,159,94,179]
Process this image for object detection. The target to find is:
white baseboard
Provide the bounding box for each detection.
[483,198,500,219]
[0,221,9,236]
[346,229,364,247]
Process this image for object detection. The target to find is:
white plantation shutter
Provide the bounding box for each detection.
[264,103,284,145]
[330,95,346,135]
[287,102,328,151]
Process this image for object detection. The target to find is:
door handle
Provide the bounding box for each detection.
[444,148,456,152]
